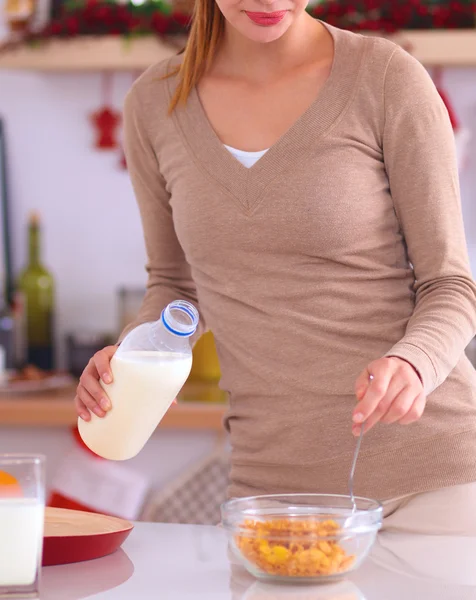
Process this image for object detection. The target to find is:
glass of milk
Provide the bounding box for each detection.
[0,454,45,599]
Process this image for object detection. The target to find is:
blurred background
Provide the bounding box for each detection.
[0,0,475,524]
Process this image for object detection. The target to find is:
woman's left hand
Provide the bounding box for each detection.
[353,357,426,436]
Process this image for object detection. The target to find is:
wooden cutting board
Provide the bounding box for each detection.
[42,507,134,566]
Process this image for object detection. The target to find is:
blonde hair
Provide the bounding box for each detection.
[168,0,225,112]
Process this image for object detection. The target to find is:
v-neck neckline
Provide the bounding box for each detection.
[169,22,366,214]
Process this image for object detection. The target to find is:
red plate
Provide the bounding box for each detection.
[42,507,134,566]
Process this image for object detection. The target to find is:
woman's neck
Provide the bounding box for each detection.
[213,14,327,83]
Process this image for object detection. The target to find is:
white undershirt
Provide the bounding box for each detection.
[224,144,269,168]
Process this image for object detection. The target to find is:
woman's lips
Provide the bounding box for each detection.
[245,10,287,26]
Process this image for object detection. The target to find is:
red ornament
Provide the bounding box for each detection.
[91,107,121,149]
[90,73,121,150]
[118,147,127,170]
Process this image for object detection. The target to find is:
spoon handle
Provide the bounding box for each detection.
[349,375,373,508]
[348,423,365,509]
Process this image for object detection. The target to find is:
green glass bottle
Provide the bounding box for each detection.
[17,212,55,370]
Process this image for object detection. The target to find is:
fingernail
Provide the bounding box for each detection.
[100,398,111,411]
[353,412,364,423]
[93,407,105,417]
[80,413,90,421]
[102,373,112,384]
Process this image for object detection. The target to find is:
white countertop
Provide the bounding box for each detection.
[40,522,476,599]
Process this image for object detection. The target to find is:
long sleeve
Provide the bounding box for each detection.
[382,47,476,395]
[119,85,205,342]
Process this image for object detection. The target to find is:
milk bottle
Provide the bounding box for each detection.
[78,300,199,460]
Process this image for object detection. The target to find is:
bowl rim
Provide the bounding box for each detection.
[221,492,383,536]
[222,492,383,511]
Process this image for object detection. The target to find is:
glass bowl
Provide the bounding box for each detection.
[221,494,382,584]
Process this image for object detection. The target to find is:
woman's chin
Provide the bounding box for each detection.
[235,18,291,44]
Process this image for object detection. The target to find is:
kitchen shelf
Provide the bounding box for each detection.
[0,380,227,430]
[372,29,476,66]
[0,34,184,71]
[0,29,476,71]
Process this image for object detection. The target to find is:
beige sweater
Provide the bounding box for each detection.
[122,23,476,501]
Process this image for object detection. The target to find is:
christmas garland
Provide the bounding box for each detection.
[310,0,476,31]
[43,0,190,38]
[6,0,476,43]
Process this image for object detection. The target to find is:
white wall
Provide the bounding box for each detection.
[449,68,476,262]
[1,62,475,365]
[1,69,146,361]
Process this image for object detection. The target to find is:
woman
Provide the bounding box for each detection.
[75,0,476,534]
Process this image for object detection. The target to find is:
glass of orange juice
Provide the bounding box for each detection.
[0,454,45,599]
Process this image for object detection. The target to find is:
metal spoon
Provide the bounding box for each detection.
[348,422,365,513]
[348,375,372,514]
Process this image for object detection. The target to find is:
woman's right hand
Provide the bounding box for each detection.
[74,345,118,421]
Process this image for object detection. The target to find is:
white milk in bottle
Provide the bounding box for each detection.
[78,300,199,460]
